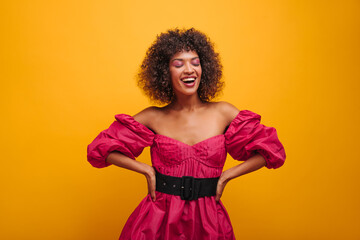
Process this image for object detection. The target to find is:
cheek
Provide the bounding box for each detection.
[197,67,202,77]
[169,70,179,87]
[196,64,202,73]
[169,68,180,80]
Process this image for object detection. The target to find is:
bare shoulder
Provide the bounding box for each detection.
[132,106,161,127]
[212,101,240,124]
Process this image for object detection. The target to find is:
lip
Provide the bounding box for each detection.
[181,76,197,80]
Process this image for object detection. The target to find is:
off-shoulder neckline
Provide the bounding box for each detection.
[154,134,225,147]
[115,110,258,147]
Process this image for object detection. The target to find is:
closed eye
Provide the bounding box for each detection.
[191,58,200,66]
[172,60,183,68]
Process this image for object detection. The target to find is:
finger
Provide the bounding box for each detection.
[215,190,220,202]
[215,181,224,202]
[151,190,156,202]
[149,179,156,201]
[215,188,222,202]
[149,175,156,202]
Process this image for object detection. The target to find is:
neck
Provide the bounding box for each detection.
[169,94,205,112]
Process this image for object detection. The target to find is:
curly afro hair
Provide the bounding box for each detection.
[137,28,224,105]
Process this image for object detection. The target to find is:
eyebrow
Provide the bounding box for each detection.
[171,57,200,62]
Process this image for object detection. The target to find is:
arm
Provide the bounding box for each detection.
[215,153,266,201]
[106,152,157,201]
[105,107,159,201]
[215,102,286,201]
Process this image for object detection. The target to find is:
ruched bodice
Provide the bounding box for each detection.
[151,134,227,178]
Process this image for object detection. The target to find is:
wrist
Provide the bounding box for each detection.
[219,170,232,184]
[140,162,155,177]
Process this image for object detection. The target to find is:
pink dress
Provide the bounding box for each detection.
[87,110,286,240]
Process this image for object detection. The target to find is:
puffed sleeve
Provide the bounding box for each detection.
[225,110,286,169]
[87,114,155,168]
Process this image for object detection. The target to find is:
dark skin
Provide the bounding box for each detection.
[106,50,266,202]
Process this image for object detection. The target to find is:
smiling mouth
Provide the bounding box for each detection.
[181,77,196,83]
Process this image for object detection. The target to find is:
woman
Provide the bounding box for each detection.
[87,28,286,240]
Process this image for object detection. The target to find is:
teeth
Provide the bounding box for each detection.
[182,78,195,83]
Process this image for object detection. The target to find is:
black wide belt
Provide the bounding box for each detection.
[155,170,219,201]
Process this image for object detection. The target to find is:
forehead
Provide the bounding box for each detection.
[170,50,199,60]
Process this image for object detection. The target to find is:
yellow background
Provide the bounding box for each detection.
[1,0,359,239]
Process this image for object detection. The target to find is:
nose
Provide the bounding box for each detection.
[184,62,194,74]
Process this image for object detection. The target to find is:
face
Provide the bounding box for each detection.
[169,50,202,98]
